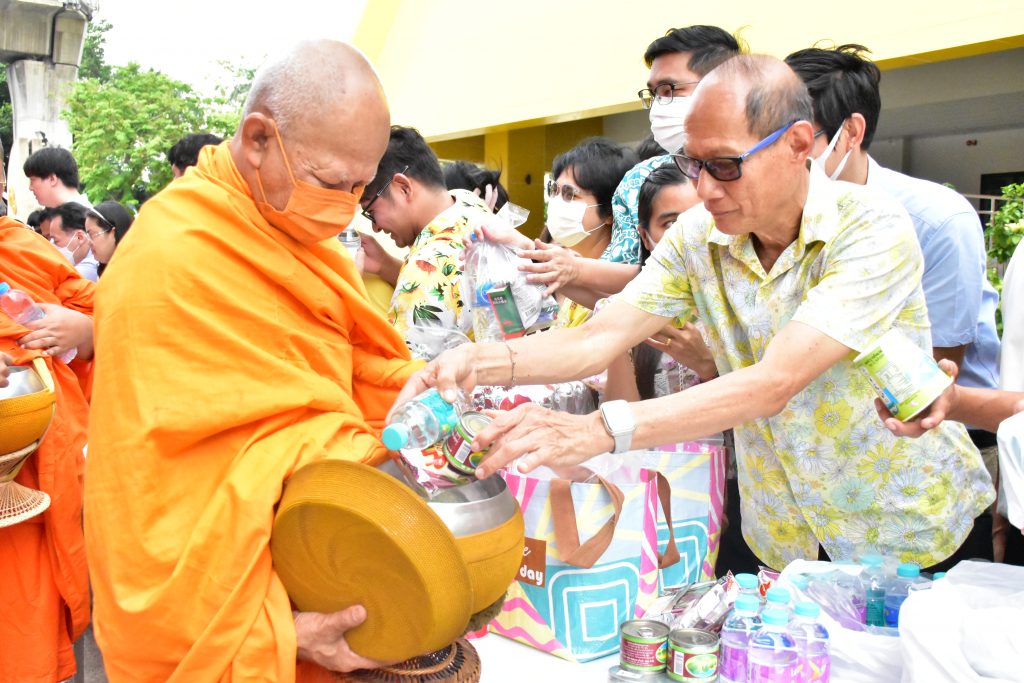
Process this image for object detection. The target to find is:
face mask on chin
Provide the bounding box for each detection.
[813,126,852,181]
[649,96,692,154]
[546,196,607,248]
[254,122,362,245]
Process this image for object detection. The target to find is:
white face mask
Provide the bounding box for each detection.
[51,238,77,264]
[813,126,852,181]
[546,196,605,248]
[649,96,692,153]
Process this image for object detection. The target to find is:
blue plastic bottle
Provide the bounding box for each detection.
[382,388,462,450]
[884,563,922,627]
[720,594,763,683]
[747,607,799,683]
[791,601,830,683]
[860,554,887,627]
[735,572,763,607]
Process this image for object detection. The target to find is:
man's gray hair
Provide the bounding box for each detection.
[711,54,814,138]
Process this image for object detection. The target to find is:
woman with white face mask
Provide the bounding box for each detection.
[544,137,638,260]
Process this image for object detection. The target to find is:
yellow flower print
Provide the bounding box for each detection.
[814,400,852,438]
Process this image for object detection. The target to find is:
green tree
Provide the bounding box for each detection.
[63,63,234,205]
[0,68,11,170]
[79,18,113,83]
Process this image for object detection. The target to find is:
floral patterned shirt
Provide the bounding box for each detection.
[617,165,995,570]
[388,190,492,344]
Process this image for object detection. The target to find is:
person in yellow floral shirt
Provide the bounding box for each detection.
[393,55,994,573]
[359,126,492,351]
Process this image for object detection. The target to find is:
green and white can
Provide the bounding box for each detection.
[667,628,719,681]
[619,619,670,674]
[853,329,952,422]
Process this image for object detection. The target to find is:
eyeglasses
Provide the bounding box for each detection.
[361,164,409,223]
[86,213,113,240]
[637,81,701,109]
[672,120,797,182]
[545,179,589,203]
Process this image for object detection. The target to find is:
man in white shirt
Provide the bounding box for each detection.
[22,147,93,210]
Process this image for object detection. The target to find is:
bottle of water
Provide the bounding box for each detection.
[830,563,864,622]
[765,587,792,619]
[735,572,763,607]
[338,228,361,258]
[0,282,76,363]
[720,594,763,683]
[861,554,887,627]
[791,601,830,683]
[747,607,799,683]
[382,388,464,450]
[884,563,922,628]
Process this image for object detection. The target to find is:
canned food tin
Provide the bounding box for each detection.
[619,619,670,674]
[853,328,952,421]
[443,411,492,475]
[667,628,719,681]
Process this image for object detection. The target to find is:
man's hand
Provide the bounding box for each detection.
[517,240,581,297]
[875,359,959,437]
[0,352,11,388]
[17,304,93,360]
[359,233,402,286]
[644,322,717,381]
[294,606,393,673]
[471,404,613,479]
[388,345,479,422]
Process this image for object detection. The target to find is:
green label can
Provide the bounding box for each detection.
[442,411,492,475]
[619,619,670,674]
[853,328,952,421]
[667,628,719,681]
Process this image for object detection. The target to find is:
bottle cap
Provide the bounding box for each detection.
[734,594,760,614]
[0,282,9,296]
[788,574,810,590]
[734,573,758,590]
[765,587,791,605]
[761,608,789,626]
[794,601,820,618]
[381,423,410,450]
[897,563,921,578]
[932,572,946,580]
[859,553,884,567]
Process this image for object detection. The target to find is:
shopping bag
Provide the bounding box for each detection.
[489,468,679,662]
[638,439,727,589]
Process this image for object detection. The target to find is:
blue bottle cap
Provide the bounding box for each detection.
[794,601,820,618]
[734,573,758,590]
[897,563,921,578]
[0,282,9,296]
[381,423,410,450]
[765,587,791,605]
[761,608,789,626]
[734,594,760,613]
[932,572,946,580]
[789,574,810,590]
[859,553,884,567]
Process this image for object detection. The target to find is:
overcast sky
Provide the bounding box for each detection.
[94,0,368,94]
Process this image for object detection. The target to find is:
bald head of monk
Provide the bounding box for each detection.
[680,54,815,238]
[231,40,390,217]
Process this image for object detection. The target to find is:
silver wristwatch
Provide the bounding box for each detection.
[599,400,636,454]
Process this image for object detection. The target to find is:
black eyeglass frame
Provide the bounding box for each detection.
[637,80,702,110]
[361,164,410,223]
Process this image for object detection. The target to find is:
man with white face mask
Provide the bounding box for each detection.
[788,45,1002,561]
[48,202,99,282]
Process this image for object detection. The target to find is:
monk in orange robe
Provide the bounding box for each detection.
[85,41,419,681]
[0,217,94,683]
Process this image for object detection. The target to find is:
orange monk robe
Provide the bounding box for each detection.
[0,218,93,683]
[86,143,422,683]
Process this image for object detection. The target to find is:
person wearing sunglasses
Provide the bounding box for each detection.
[358,125,494,347]
[394,54,993,577]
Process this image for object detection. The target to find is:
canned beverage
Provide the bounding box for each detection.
[667,628,719,681]
[853,328,952,421]
[442,411,492,475]
[619,619,670,674]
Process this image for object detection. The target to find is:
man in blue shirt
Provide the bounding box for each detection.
[787,44,1001,560]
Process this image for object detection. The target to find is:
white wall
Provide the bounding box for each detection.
[902,126,1024,195]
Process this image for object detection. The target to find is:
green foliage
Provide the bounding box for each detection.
[63,63,234,205]
[1,68,11,170]
[988,182,1024,265]
[79,19,113,83]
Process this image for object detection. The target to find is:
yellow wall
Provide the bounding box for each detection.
[355,0,1024,141]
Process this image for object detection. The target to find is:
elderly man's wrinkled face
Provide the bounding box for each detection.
[681,83,798,236]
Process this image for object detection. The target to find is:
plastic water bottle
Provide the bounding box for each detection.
[747,607,799,683]
[884,563,922,627]
[830,564,864,622]
[791,601,830,683]
[765,587,792,618]
[382,388,464,450]
[720,594,763,683]
[0,282,76,363]
[860,555,887,627]
[338,228,361,258]
[735,572,763,607]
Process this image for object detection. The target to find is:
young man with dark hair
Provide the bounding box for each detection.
[22,147,91,209]
[167,133,225,178]
[49,202,99,281]
[359,125,493,348]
